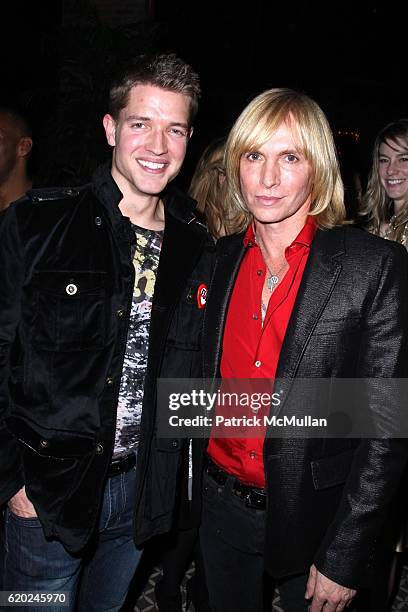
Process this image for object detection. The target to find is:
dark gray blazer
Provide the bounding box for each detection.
[203,225,408,588]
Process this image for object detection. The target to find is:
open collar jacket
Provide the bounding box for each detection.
[0,164,214,551]
[203,225,408,588]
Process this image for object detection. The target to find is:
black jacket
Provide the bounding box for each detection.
[203,226,408,588]
[0,165,214,552]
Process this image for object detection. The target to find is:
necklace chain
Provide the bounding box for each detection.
[381,214,408,246]
[254,231,287,292]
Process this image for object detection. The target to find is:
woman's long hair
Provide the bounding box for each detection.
[360,118,408,243]
[189,137,228,239]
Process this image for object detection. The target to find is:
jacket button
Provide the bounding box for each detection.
[94,216,102,226]
[172,440,178,448]
[66,283,77,296]
[39,439,49,448]
[95,443,104,455]
[106,377,114,386]
[117,309,125,318]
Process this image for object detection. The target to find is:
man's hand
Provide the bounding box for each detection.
[7,486,37,518]
[305,564,356,611]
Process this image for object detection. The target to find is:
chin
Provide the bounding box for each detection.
[253,214,282,225]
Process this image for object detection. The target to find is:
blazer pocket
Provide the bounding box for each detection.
[33,270,107,351]
[312,316,361,335]
[311,448,355,490]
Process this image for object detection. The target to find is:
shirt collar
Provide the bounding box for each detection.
[243,216,317,249]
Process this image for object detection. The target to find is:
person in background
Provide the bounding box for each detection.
[190,136,228,238]
[0,105,33,587]
[200,88,408,612]
[154,137,228,612]
[359,117,408,610]
[0,53,214,612]
[361,118,408,245]
[0,106,33,211]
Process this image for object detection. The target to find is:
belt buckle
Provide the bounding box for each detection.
[108,453,135,477]
[245,488,266,510]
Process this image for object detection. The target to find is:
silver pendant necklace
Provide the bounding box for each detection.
[254,231,287,293]
[265,261,287,292]
[266,272,279,292]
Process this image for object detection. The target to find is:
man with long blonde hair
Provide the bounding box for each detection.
[200,88,408,611]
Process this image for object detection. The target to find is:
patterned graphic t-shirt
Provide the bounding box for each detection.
[113,224,163,457]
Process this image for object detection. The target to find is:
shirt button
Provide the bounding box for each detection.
[40,439,49,449]
[255,360,262,368]
[252,313,259,320]
[257,269,263,276]
[117,309,125,318]
[94,216,102,226]
[95,443,104,455]
[106,377,114,386]
[249,451,256,459]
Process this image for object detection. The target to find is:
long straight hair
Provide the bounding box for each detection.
[224,88,346,233]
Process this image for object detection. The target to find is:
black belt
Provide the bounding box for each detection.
[204,455,266,510]
[108,453,136,477]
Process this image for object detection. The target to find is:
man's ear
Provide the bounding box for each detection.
[18,136,33,158]
[103,114,116,147]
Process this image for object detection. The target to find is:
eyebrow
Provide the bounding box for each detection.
[279,148,301,154]
[125,114,189,128]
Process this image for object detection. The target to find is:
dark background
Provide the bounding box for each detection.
[1,0,406,191]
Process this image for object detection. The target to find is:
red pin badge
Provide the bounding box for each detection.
[196,283,208,309]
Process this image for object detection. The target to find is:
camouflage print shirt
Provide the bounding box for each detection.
[113,224,163,457]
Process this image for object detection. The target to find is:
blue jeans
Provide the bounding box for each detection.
[2,464,142,612]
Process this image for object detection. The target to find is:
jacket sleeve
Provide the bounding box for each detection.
[314,242,408,588]
[0,206,24,504]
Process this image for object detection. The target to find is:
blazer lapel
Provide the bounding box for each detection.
[203,234,246,380]
[274,227,345,413]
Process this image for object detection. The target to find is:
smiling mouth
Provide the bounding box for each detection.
[387,179,405,185]
[138,160,166,170]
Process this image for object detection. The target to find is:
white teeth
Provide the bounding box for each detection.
[138,160,165,170]
[387,179,404,184]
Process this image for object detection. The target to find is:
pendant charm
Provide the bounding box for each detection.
[267,275,279,292]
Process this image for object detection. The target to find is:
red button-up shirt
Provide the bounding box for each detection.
[207,218,316,487]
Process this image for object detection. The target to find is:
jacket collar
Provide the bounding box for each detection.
[203,226,346,381]
[91,162,203,227]
[276,227,344,378]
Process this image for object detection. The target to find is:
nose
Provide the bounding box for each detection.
[261,159,279,188]
[386,159,399,175]
[145,128,167,155]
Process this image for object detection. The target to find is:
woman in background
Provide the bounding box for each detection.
[359,117,408,611]
[189,136,228,238]
[361,118,408,245]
